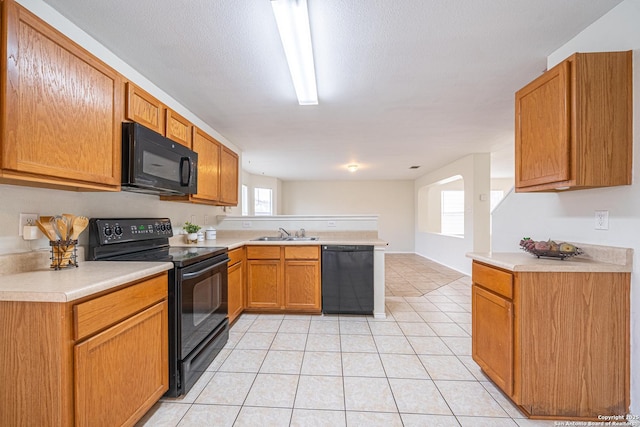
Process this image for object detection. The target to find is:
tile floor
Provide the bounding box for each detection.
[136,254,563,426]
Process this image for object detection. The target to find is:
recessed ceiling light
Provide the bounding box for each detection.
[271,0,318,105]
[347,164,359,172]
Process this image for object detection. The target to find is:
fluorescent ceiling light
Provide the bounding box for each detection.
[271,0,318,105]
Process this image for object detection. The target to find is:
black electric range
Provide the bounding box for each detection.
[88,218,230,397]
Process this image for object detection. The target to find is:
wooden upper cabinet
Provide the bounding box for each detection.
[125,82,164,134]
[515,51,632,192]
[515,61,571,188]
[1,0,123,190]
[165,108,192,148]
[161,126,239,206]
[190,127,221,202]
[219,145,239,205]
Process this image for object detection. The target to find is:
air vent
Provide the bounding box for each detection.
[409,165,421,169]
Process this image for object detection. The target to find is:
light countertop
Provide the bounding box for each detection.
[169,231,388,250]
[467,243,633,273]
[0,261,173,303]
[0,231,386,304]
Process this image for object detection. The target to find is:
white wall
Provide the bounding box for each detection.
[280,180,414,253]
[414,153,491,274]
[492,0,640,414]
[0,184,224,254]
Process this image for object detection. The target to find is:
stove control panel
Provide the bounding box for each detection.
[90,218,173,245]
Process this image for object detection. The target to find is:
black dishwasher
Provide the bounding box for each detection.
[321,245,374,314]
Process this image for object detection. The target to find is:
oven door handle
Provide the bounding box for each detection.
[181,258,229,279]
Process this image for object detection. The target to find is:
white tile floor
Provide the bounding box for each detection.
[136,254,562,426]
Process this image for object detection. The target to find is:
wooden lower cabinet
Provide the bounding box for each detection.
[247,260,282,308]
[284,260,321,311]
[471,261,630,420]
[0,272,169,426]
[245,245,321,313]
[227,247,245,323]
[472,284,513,396]
[75,301,167,427]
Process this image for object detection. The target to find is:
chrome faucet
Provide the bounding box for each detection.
[296,228,306,238]
[278,227,291,238]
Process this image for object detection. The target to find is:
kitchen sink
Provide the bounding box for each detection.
[251,236,319,242]
[252,236,287,241]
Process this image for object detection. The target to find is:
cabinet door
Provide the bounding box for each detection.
[165,108,192,147]
[246,260,281,309]
[228,261,244,323]
[125,82,164,134]
[219,146,239,206]
[284,260,321,312]
[3,2,122,189]
[518,271,630,417]
[74,300,168,427]
[515,60,571,189]
[191,127,221,202]
[472,284,513,397]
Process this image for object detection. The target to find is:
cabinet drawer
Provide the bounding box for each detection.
[472,262,513,299]
[284,246,319,260]
[228,247,244,266]
[246,246,281,260]
[74,273,167,341]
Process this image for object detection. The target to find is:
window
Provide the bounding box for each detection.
[254,187,273,216]
[441,190,464,236]
[418,175,464,236]
[241,185,248,216]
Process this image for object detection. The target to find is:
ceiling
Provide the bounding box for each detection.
[41,0,623,181]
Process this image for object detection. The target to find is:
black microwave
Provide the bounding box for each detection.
[121,122,198,196]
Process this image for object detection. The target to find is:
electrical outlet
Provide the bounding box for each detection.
[204,215,209,225]
[595,210,609,230]
[19,213,39,236]
[327,221,336,227]
[242,221,252,228]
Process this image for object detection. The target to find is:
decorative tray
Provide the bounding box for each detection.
[519,238,583,260]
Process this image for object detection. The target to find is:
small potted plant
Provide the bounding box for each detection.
[183,221,201,244]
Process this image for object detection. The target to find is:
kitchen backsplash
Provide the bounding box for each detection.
[0,183,231,255]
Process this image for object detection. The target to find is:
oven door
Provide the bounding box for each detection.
[179,254,228,359]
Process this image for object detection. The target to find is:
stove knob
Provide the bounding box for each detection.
[103,226,113,237]
[160,224,166,232]
[166,223,172,232]
[114,226,123,236]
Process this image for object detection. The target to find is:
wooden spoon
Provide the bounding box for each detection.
[62,213,75,236]
[70,216,89,240]
[35,219,58,241]
[55,217,69,241]
[58,216,89,267]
